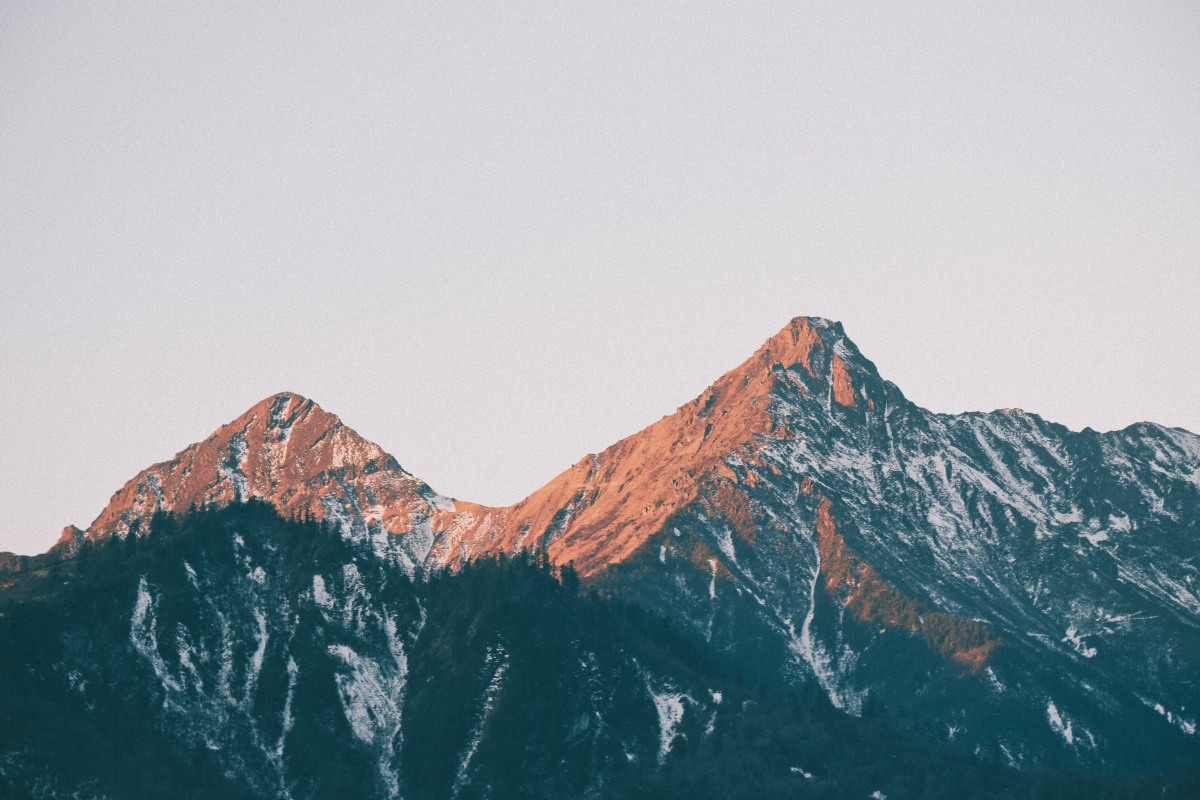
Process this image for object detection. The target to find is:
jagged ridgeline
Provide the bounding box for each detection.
[4,316,1200,797]
[0,503,1186,800]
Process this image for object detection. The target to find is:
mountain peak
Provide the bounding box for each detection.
[56,317,888,575]
[82,391,436,546]
[429,316,883,574]
[757,316,829,376]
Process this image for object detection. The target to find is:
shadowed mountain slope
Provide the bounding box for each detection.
[4,316,1199,777]
[7,504,1186,799]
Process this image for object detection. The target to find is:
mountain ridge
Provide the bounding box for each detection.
[13,316,896,573]
[9,315,1194,566]
[4,314,1198,776]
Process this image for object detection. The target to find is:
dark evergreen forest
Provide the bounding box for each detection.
[1,504,1196,799]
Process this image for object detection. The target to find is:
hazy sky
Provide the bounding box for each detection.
[2,2,1198,555]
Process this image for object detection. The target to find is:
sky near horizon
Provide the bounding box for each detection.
[2,2,1199,555]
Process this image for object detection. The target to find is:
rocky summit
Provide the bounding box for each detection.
[2,317,1198,799]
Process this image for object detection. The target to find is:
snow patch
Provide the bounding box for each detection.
[278,657,298,757]
[793,536,862,713]
[329,639,408,799]
[1143,698,1197,736]
[714,526,737,567]
[245,609,268,703]
[1047,701,1073,745]
[147,473,167,510]
[312,575,334,609]
[1053,508,1083,525]
[329,645,393,744]
[1063,627,1096,658]
[703,689,722,737]
[131,577,182,695]
[645,679,689,765]
[220,435,251,502]
[451,644,509,799]
[183,561,200,590]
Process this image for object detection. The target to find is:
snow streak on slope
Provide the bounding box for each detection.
[450,644,509,799]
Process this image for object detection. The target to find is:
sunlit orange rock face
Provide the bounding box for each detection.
[830,354,857,407]
[429,317,837,575]
[78,318,866,580]
[814,498,999,670]
[84,393,444,544]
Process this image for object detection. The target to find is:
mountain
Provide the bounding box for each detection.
[76,393,455,577]
[444,317,1200,773]
[430,318,826,575]
[6,503,1173,800]
[2,316,1198,796]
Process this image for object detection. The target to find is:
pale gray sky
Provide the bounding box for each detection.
[2,2,1198,555]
